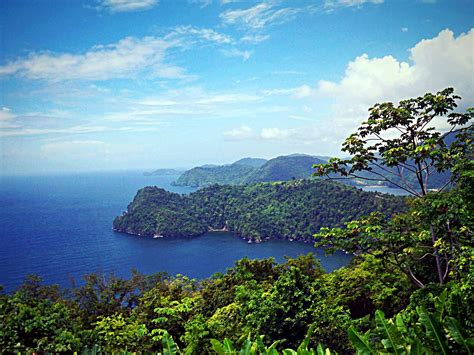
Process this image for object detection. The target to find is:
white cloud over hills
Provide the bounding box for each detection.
[222,28,474,151]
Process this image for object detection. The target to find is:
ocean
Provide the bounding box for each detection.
[0,171,351,293]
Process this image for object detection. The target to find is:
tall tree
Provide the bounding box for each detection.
[314,88,473,287]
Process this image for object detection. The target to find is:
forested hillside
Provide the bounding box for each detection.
[172,155,324,187]
[172,163,257,187]
[113,180,405,241]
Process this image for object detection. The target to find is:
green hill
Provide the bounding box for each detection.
[172,163,256,187]
[113,179,406,241]
[172,154,325,187]
[232,157,268,167]
[243,155,326,183]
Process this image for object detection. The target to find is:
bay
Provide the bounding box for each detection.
[0,171,351,293]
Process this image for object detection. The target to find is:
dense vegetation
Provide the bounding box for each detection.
[1,89,472,353]
[173,155,326,187]
[173,153,451,191]
[173,162,257,187]
[113,179,405,241]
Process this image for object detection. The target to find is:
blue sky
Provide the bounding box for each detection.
[0,0,473,174]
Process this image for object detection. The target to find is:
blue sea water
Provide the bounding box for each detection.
[0,171,351,293]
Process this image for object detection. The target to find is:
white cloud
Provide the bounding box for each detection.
[223,125,254,140]
[0,107,15,121]
[219,28,474,154]
[0,36,183,81]
[240,34,270,44]
[317,28,474,107]
[1,126,160,137]
[167,26,233,44]
[260,127,290,140]
[95,0,159,12]
[401,27,408,32]
[0,27,235,82]
[220,48,252,61]
[97,88,263,124]
[189,0,213,8]
[220,3,302,30]
[221,0,242,4]
[324,0,384,10]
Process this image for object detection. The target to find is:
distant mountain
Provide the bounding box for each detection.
[143,168,185,176]
[232,157,268,167]
[172,164,256,187]
[173,154,325,187]
[243,155,326,184]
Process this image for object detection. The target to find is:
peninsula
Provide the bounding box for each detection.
[113,179,406,242]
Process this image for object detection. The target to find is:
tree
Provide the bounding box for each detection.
[314,88,473,287]
[314,88,472,196]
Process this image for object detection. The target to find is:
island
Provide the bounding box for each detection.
[113,179,406,242]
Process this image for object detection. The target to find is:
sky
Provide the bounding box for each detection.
[0,0,473,175]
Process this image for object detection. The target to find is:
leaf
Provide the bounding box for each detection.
[446,317,473,355]
[316,343,333,355]
[347,326,374,354]
[162,331,179,355]
[298,324,316,352]
[395,314,407,335]
[223,338,236,353]
[210,339,225,354]
[417,306,449,355]
[375,310,403,354]
[239,336,253,355]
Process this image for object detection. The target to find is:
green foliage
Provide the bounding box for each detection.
[0,276,83,353]
[173,155,322,188]
[174,163,257,187]
[114,179,405,241]
[94,313,149,352]
[314,88,472,196]
[349,288,474,354]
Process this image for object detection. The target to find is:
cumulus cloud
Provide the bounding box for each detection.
[225,28,474,154]
[260,127,290,140]
[95,0,159,12]
[223,125,254,140]
[317,28,474,107]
